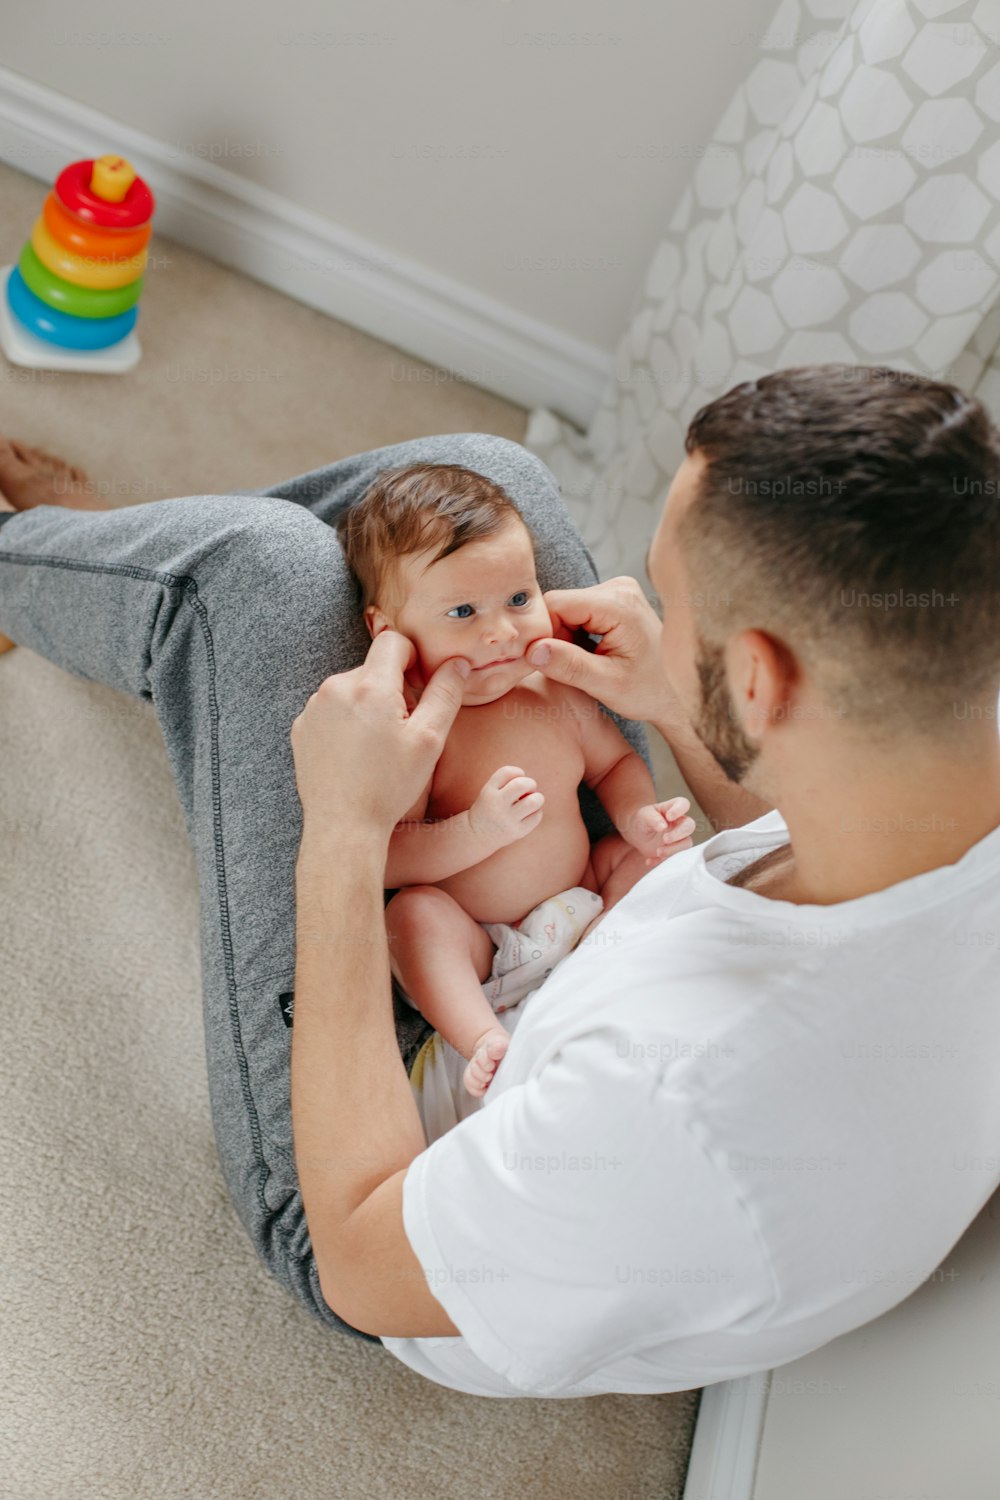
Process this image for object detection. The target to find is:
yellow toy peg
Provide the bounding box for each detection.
[90,155,137,203]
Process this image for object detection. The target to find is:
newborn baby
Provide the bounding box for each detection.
[336,463,695,1097]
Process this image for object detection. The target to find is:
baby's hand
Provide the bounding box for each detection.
[469,765,545,848]
[626,797,696,866]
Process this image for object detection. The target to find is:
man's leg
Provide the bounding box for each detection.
[0,484,382,1339]
[0,433,650,1339]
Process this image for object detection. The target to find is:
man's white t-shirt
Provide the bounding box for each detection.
[381,811,1000,1399]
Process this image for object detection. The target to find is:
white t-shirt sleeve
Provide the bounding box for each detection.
[388,1031,774,1396]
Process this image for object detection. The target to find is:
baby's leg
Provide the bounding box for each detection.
[385,886,511,1097]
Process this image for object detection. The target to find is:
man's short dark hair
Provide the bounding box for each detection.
[680,363,1000,736]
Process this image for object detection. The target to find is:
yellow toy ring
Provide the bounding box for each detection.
[42,192,151,261]
[31,216,147,289]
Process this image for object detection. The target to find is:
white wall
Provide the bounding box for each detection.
[1,0,778,357]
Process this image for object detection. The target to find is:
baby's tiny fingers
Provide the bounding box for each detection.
[660,836,693,858]
[492,765,526,786]
[658,795,690,818]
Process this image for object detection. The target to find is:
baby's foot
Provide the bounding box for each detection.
[462,1027,510,1098]
[0,438,104,511]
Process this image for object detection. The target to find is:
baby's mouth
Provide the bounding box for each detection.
[473,655,521,671]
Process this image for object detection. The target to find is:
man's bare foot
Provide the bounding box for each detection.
[462,1026,510,1098]
[0,438,107,512]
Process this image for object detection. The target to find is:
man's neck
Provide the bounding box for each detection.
[738,734,1000,906]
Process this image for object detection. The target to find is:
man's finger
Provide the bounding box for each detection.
[526,636,613,691]
[362,627,417,686]
[541,578,643,640]
[409,655,471,740]
[541,586,618,640]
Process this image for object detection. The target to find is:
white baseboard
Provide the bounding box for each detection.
[681,1374,771,1500]
[0,64,609,427]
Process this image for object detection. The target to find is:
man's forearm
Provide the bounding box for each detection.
[385,810,499,886]
[652,720,772,833]
[291,830,426,1294]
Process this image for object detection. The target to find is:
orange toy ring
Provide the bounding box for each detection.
[42,192,151,260]
[55,159,155,230]
[31,216,147,289]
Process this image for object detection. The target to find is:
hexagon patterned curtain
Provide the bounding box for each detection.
[527,0,1000,584]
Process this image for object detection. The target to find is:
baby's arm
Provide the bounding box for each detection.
[385,766,544,887]
[572,689,694,864]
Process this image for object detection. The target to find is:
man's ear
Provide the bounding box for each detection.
[364,605,392,640]
[727,629,797,740]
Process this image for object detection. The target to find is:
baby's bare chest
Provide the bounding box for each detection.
[429,695,587,818]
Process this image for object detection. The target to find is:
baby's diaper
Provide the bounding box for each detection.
[403,885,603,1144]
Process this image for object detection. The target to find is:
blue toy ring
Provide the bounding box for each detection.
[6,266,138,349]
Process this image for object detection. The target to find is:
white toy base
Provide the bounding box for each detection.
[0,267,141,374]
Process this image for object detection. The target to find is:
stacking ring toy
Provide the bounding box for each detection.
[0,153,155,372]
[42,193,151,261]
[55,158,155,230]
[31,216,147,288]
[6,267,138,349]
[18,243,143,318]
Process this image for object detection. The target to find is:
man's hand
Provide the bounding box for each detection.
[624,797,696,867]
[528,576,776,836]
[527,576,671,726]
[290,629,471,838]
[469,765,545,846]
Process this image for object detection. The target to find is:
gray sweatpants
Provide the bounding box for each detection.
[0,434,651,1342]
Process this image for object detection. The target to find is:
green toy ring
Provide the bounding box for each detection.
[17,242,144,319]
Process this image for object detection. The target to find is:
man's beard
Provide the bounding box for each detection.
[693,638,760,785]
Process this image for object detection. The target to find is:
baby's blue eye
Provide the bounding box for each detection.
[447,603,475,619]
[510,591,529,607]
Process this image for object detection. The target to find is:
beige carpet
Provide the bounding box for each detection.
[0,158,699,1500]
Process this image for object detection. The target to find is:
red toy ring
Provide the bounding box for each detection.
[55,160,155,230]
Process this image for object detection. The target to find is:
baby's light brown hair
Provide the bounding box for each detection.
[336,463,535,614]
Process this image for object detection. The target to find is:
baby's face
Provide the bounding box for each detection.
[366,514,553,705]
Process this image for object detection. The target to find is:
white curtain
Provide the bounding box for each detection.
[527,0,1000,584]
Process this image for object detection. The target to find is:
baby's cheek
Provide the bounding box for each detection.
[420,641,460,678]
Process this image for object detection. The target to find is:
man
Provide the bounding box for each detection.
[2,366,998,1399]
[288,366,1000,1396]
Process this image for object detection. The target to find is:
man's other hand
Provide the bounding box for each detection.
[527,576,670,725]
[290,629,470,837]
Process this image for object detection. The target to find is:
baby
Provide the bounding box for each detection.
[336,463,695,1097]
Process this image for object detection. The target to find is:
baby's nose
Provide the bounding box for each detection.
[487,621,519,645]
